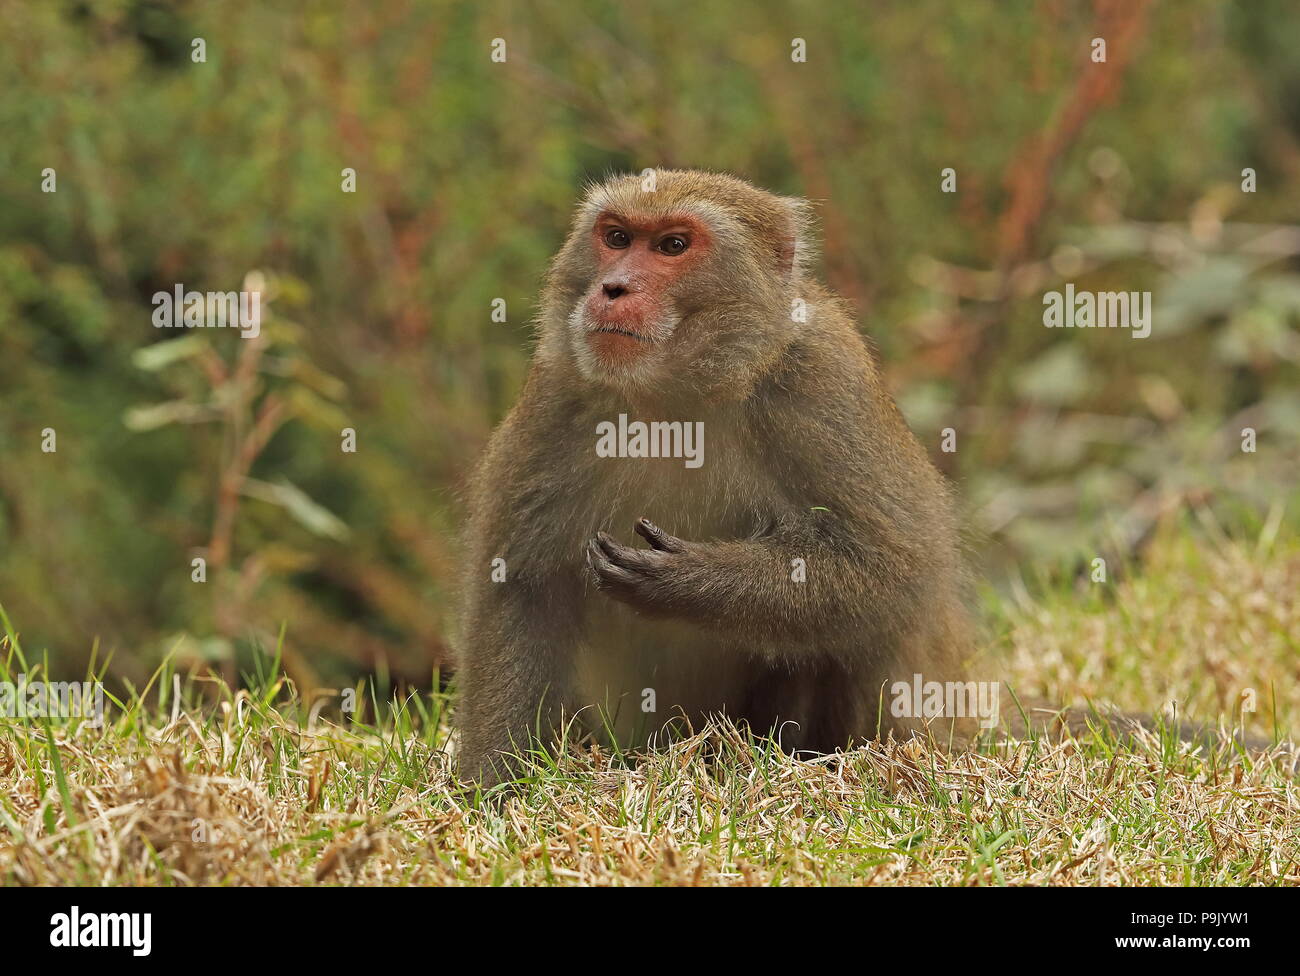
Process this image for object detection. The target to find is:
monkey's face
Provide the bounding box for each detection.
[564,211,710,382]
[546,171,810,399]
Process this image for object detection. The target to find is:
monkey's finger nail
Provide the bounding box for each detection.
[634,520,662,547]
[636,518,685,552]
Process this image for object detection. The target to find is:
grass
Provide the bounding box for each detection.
[1,523,1297,886]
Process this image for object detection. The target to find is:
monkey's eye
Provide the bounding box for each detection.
[603,228,632,249]
[656,235,690,256]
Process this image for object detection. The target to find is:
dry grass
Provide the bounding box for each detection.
[997,520,1300,737]
[2,526,1298,886]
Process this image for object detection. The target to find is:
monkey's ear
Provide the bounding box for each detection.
[776,196,816,281]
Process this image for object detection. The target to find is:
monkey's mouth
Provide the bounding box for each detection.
[590,325,653,343]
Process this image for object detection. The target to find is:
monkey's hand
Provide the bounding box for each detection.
[585,518,697,616]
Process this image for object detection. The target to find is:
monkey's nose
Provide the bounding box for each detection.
[602,283,627,300]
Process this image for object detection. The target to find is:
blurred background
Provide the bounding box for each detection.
[1,0,1297,693]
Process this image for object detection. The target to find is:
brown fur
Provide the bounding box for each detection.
[455,170,978,785]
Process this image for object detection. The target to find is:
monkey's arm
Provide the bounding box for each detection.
[456,581,580,786]
[455,371,588,785]
[586,512,934,655]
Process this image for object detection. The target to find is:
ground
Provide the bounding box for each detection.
[1,524,1297,886]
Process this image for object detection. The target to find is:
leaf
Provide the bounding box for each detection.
[1013,344,1092,406]
[242,477,351,541]
[286,385,351,431]
[131,335,206,371]
[1156,257,1254,336]
[290,360,348,401]
[123,400,212,430]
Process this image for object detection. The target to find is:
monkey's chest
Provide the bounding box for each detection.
[581,445,767,540]
[572,452,775,745]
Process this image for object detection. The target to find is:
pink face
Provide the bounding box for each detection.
[580,212,712,367]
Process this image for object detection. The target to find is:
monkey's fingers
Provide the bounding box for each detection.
[586,537,643,591]
[593,531,663,571]
[634,518,688,553]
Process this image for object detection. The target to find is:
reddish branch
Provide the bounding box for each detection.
[995,0,1155,271]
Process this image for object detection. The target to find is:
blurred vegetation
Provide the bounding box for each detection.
[1,0,1298,690]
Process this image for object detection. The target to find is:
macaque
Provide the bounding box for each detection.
[453,170,1266,786]
[455,169,978,785]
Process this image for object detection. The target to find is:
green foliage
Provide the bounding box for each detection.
[0,1,1297,682]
